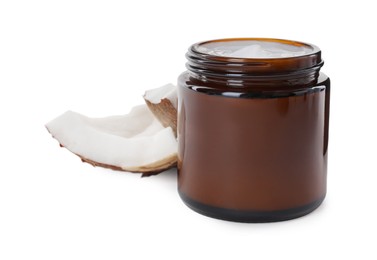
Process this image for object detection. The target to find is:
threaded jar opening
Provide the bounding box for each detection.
[186,38,323,80]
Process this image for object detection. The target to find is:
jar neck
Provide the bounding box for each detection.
[186,38,323,88]
[187,68,322,89]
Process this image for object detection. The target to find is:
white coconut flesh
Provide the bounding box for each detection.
[144,83,177,109]
[46,105,177,174]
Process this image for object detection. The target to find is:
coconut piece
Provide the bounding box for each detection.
[144,83,177,137]
[46,105,177,176]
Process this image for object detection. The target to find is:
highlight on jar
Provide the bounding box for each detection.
[46,38,330,223]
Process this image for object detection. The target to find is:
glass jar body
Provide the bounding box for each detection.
[177,71,330,222]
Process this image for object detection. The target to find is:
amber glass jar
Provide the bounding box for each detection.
[177,38,330,222]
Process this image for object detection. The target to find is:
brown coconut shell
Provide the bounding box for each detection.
[144,98,177,137]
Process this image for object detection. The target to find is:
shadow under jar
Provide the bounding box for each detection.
[177,38,330,222]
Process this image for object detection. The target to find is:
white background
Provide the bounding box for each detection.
[1,0,376,259]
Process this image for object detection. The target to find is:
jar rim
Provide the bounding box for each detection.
[187,38,323,75]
